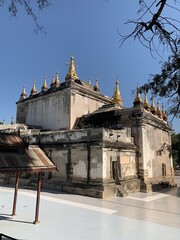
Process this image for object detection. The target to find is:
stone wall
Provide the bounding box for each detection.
[23,127,138,197]
[130,108,175,192]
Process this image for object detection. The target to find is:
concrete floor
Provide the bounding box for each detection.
[0,177,180,240]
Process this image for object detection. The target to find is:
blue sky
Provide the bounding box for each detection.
[0,0,179,132]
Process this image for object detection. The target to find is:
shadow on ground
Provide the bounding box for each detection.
[0,214,12,221]
[158,186,180,197]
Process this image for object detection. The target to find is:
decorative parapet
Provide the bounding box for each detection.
[130,107,171,131]
[21,127,135,151]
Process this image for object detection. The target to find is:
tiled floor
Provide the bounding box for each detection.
[0,177,180,240]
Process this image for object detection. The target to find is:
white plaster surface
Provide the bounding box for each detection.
[0,184,180,240]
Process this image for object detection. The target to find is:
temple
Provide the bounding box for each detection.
[14,56,176,198]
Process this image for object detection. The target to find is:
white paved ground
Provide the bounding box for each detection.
[0,178,180,240]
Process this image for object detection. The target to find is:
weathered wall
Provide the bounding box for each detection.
[27,129,105,183]
[17,82,111,131]
[50,149,68,180]
[102,149,137,181]
[70,89,105,128]
[142,122,172,178]
[16,102,29,124]
[120,151,137,178]
[17,89,71,130]
[129,108,175,191]
[46,144,103,183]
[26,128,136,184]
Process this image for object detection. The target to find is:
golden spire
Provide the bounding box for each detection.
[112,80,123,107]
[11,117,15,125]
[94,79,100,92]
[41,76,48,92]
[88,78,92,85]
[20,86,27,100]
[150,97,156,115]
[156,102,162,119]
[65,56,79,81]
[133,87,143,106]
[143,91,149,110]
[54,72,60,87]
[162,103,167,121]
[30,81,38,96]
[50,75,55,88]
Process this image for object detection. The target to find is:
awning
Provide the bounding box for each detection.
[0,133,58,224]
[0,145,57,173]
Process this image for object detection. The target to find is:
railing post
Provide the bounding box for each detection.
[33,172,42,224]
[12,172,20,216]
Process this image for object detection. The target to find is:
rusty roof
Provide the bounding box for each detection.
[0,133,24,146]
[0,133,57,173]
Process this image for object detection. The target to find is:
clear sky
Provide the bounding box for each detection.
[0,0,179,132]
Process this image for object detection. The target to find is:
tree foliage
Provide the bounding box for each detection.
[141,49,180,118]
[172,132,180,168]
[120,0,180,118]
[0,0,52,32]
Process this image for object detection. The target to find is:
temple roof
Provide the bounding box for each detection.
[74,79,94,91]
[86,103,122,115]
[18,56,115,102]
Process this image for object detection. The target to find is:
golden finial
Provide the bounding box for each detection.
[162,103,167,121]
[20,86,27,100]
[11,117,15,125]
[41,76,48,92]
[30,81,38,96]
[150,97,156,114]
[133,87,143,106]
[50,75,55,88]
[156,102,162,119]
[65,56,79,81]
[94,79,100,92]
[54,72,60,87]
[88,78,92,85]
[143,90,149,110]
[112,80,123,107]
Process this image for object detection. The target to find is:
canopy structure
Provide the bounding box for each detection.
[0,133,58,224]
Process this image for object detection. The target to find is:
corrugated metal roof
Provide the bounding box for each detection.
[0,134,57,173]
[0,134,24,146]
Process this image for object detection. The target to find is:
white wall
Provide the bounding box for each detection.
[17,89,70,130]
[70,90,105,129]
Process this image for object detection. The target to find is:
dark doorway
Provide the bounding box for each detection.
[112,161,119,184]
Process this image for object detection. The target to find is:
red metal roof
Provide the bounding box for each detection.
[0,133,24,146]
[0,134,57,173]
